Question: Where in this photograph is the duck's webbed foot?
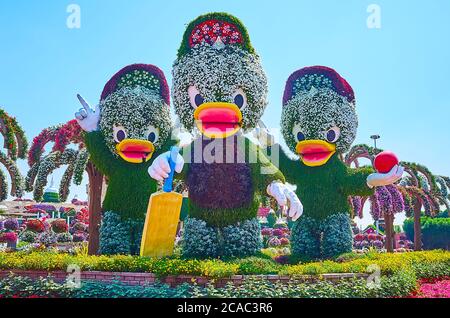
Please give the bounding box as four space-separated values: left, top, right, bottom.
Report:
181 218 219 258
99 211 144 255
291 216 321 259
320 213 353 259
221 218 262 257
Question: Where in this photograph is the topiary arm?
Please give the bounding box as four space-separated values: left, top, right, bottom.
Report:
246 138 285 194
83 131 115 176
266 143 298 182
342 166 375 197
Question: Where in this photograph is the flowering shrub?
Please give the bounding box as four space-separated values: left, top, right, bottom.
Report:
38 232 57 246
267 237 281 247
26 219 45 233
25 204 56 212
274 255 290 264
70 222 87 234
19 231 38 243
0 232 18 243
272 229 284 238
56 232 72 243
51 219 68 234
3 218 19 231
353 232 387 251
75 208 89 224
280 237 290 246
262 225 291 250
72 232 86 242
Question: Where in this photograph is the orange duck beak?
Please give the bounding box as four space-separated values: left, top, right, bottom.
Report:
194 102 242 138
296 140 336 167
115 139 155 164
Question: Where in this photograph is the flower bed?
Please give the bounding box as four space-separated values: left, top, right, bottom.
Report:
0 250 448 298
0 250 448 279
408 277 450 298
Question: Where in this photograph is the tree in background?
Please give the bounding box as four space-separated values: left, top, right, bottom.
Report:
25 119 103 254
345 144 450 252
0 108 27 201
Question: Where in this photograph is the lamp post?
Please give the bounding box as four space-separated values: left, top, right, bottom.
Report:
370 134 380 151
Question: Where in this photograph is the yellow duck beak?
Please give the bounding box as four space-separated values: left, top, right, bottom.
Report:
194 102 242 138
115 139 155 164
296 139 336 167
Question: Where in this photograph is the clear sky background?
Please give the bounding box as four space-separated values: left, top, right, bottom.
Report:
1 0 449 228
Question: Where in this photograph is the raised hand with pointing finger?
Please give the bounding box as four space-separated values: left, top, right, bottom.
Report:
75 94 100 132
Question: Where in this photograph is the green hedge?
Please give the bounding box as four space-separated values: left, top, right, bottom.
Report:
0 250 449 279
0 270 418 298
404 217 450 250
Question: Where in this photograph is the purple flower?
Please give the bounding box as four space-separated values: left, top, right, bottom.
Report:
72 232 86 242
376 186 393 213
268 237 281 247
386 185 404 213
31 204 57 212
351 196 363 218
373 240 383 248
370 194 381 220
3 218 19 231
272 229 284 238
261 228 272 236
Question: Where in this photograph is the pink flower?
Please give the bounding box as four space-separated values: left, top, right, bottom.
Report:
409 278 450 298
272 229 284 238
280 237 290 246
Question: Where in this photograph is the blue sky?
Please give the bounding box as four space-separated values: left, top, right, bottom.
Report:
1 0 449 226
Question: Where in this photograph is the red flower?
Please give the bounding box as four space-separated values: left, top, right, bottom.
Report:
189 19 243 47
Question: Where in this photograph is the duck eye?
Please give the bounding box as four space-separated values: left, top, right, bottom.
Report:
146 126 159 143
296 132 306 142
113 126 127 143
148 132 156 142
232 89 247 109
194 94 204 107
293 125 305 142
326 126 340 143
188 86 204 108
234 94 244 108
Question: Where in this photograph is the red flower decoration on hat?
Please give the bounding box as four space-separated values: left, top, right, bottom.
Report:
188 19 243 47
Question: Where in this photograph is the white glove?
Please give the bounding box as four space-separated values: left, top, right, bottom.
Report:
148 151 185 181
75 94 100 132
267 181 303 221
367 164 404 188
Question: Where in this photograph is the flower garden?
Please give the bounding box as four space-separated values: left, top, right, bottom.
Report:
0 11 450 300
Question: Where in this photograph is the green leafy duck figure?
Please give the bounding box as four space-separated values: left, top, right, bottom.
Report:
274 66 404 259
75 64 174 255
148 13 302 258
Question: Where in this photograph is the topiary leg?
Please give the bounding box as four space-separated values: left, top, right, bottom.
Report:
290 215 321 259
128 219 144 255
221 218 262 257
181 218 219 258
321 213 353 259
99 211 131 255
